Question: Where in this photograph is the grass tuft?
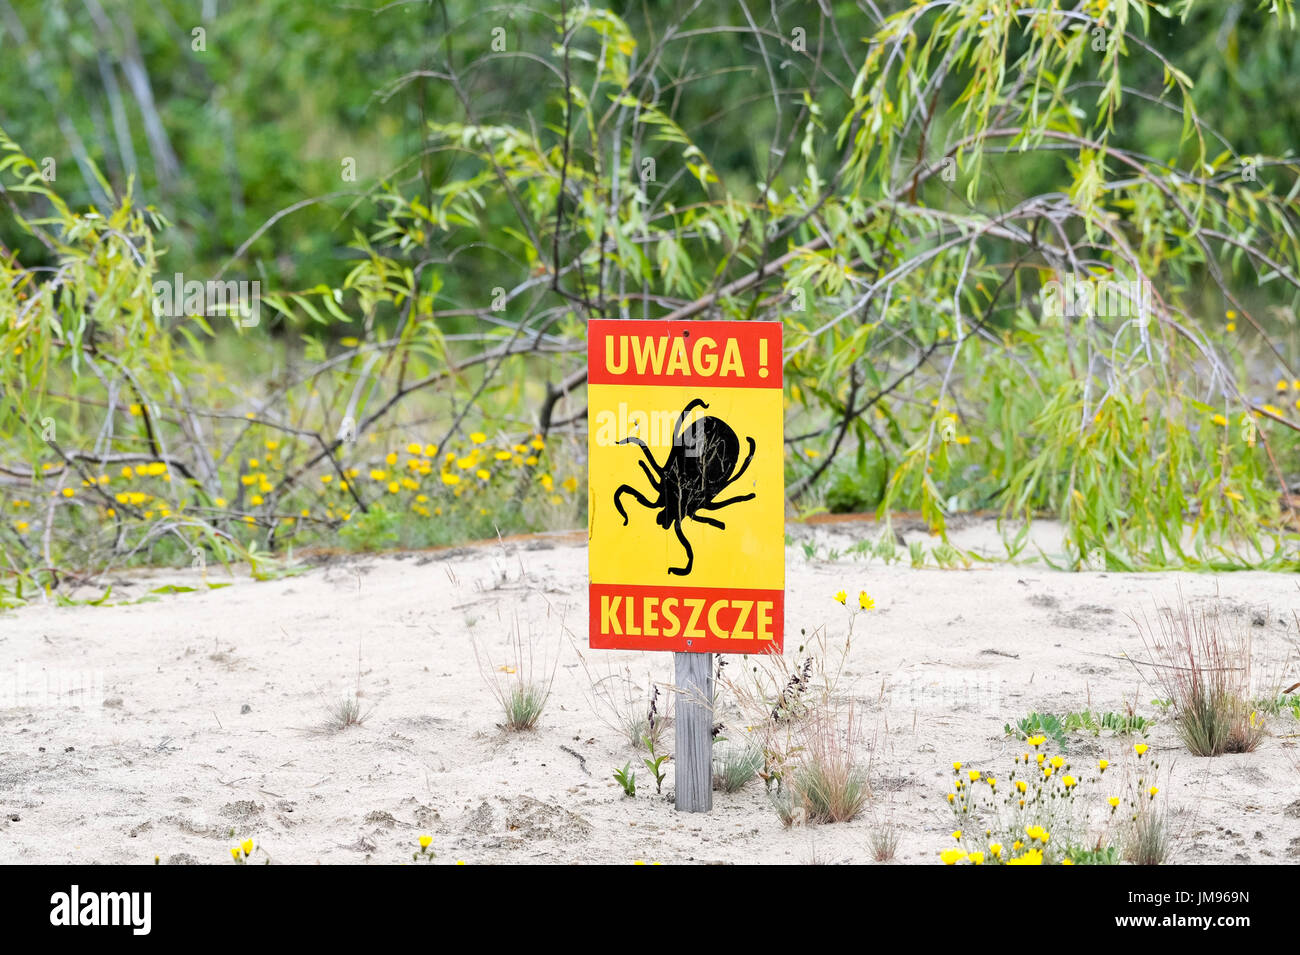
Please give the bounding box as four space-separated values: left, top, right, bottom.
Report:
1132 594 1263 757
1124 803 1171 865
789 706 870 824
868 822 900 862
322 693 369 731
712 741 763 793
474 616 557 732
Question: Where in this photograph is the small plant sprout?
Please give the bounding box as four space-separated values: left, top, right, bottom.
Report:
614 763 636 798
413 834 436 863
641 735 669 794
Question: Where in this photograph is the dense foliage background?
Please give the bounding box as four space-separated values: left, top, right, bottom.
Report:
2 0 1300 602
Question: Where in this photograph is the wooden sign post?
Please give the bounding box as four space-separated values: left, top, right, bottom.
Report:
587 319 784 812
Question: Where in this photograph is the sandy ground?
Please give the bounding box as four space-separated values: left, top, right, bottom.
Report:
1 517 1297 865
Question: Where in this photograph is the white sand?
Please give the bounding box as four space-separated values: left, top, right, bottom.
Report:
1 518 1296 864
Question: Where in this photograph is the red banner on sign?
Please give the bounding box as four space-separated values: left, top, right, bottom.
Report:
588 319 782 390
589 582 784 654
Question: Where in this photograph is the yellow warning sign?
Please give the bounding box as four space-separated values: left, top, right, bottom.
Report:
588 319 784 653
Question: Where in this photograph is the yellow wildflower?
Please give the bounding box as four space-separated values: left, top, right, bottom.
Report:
1007 849 1044 866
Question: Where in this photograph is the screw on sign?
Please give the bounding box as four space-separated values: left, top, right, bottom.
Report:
587 319 784 811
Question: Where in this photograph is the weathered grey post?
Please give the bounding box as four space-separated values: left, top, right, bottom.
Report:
674 651 713 812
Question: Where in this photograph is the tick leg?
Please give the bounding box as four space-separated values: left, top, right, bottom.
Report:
668 518 694 576
672 398 710 446
698 492 755 511
637 460 661 490
613 484 658 526
692 514 725 530
617 435 663 475
722 436 757 488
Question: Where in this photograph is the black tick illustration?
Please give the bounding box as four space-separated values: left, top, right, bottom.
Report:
613 398 756 576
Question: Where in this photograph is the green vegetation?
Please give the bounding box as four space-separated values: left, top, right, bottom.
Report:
3 1 1300 602
613 763 636 798
1006 709 1155 751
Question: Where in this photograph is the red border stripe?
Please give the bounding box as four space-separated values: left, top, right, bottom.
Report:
588 319 782 389
589 582 784 654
